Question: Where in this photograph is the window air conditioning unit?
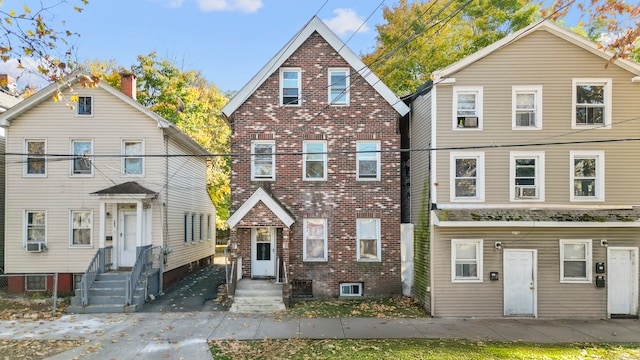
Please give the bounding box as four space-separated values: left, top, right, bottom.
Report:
26 242 46 253
516 186 537 199
457 116 478 128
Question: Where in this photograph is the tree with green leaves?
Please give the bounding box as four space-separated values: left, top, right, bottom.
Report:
362 0 538 96
0 1 87 83
89 53 231 229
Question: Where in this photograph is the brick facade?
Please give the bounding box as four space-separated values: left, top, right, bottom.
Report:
227 31 403 298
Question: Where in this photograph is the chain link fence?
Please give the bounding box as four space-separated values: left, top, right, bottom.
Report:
0 273 60 316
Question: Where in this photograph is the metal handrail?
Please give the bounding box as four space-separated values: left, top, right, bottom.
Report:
80 249 102 306
127 246 161 305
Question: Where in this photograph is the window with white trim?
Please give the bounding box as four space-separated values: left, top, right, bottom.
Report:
70 210 92 247
25 139 46 176
184 213 190 244
510 151 544 201
71 140 93 176
451 239 483 282
77 96 93 116
122 140 144 176
199 214 204 241
356 141 380 181
453 86 483 129
191 213 196 243
560 239 592 283
303 140 327 181
356 218 381 261
328 68 349 105
303 218 327 261
280 68 301 106
512 86 542 129
207 214 212 240
251 140 275 180
570 151 604 201
340 283 363 297
572 78 611 129
25 210 46 246
450 152 484 201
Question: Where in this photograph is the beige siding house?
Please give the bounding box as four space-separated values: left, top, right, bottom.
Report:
0 71 215 309
406 20 640 318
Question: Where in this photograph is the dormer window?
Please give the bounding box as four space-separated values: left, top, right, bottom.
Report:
280 68 301 106
77 96 92 116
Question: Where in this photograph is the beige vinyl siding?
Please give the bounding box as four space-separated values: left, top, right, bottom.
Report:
164 137 216 272
0 136 4 270
4 86 165 273
433 29 640 206
432 226 639 318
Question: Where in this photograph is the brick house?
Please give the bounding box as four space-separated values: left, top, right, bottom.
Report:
221 16 409 299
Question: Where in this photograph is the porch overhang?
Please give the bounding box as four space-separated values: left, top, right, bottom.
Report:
433 208 640 228
227 187 295 228
90 181 158 201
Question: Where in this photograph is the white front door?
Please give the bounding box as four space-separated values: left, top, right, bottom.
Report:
504 249 537 317
608 247 639 317
118 210 137 267
251 227 276 277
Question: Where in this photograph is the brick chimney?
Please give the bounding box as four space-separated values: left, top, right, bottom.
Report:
120 72 137 100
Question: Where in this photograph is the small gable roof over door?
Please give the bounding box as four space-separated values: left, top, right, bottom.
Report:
227 187 295 228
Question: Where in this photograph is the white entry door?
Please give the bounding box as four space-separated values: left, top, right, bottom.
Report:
251 227 276 277
118 210 138 267
504 249 537 317
608 247 639 317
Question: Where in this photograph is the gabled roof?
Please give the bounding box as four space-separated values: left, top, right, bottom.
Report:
227 187 295 228
433 19 640 82
0 69 210 156
221 16 410 118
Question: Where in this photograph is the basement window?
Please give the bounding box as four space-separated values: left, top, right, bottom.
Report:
25 275 47 291
340 282 363 297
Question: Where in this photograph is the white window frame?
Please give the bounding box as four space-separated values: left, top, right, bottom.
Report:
199 214 204 241
510 151 545 202
356 140 381 181
191 213 196 243
356 218 381 262
340 283 363 297
76 96 93 116
559 239 592 283
184 213 190 244
572 78 612 129
512 85 542 130
450 152 485 202
24 139 47 177
452 86 483 130
280 68 301 106
303 218 328 262
303 140 327 181
207 214 212 240
71 139 94 176
328 68 349 106
451 239 483 283
24 210 47 247
69 210 92 247
251 140 276 181
570 151 605 202
121 139 144 177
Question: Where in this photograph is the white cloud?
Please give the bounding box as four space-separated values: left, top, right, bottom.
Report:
165 0 185 8
323 8 369 36
197 0 262 13
0 58 49 90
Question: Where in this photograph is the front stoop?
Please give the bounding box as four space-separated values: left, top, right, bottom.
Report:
66 271 146 314
229 279 285 314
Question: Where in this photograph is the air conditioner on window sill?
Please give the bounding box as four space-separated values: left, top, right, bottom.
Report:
516 186 537 199
457 116 478 128
26 242 46 253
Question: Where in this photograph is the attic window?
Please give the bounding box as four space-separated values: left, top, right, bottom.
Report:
77 96 92 116
280 68 301 106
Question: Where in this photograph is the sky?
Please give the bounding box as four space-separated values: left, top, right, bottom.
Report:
1 0 390 93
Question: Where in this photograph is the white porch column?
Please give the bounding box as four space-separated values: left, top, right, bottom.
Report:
136 200 143 247
99 201 106 248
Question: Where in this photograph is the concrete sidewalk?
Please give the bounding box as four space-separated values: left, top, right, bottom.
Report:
0 312 638 360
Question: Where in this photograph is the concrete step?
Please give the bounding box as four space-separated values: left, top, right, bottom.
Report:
66 304 138 314
230 280 285 314
229 302 285 313
235 288 282 297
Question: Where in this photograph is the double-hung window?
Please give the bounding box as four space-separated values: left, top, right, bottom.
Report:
122 140 144 176
453 86 483 129
356 141 380 181
251 140 275 180
572 78 611 129
570 151 604 201
451 239 483 282
303 218 327 261
510 151 545 201
560 239 592 283
280 68 301 106
303 140 327 181
25 139 46 176
77 96 93 116
450 152 484 202
25 210 46 246
70 210 92 247
356 218 381 261
184 213 190 244
71 140 93 176
328 68 349 105
513 86 542 129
